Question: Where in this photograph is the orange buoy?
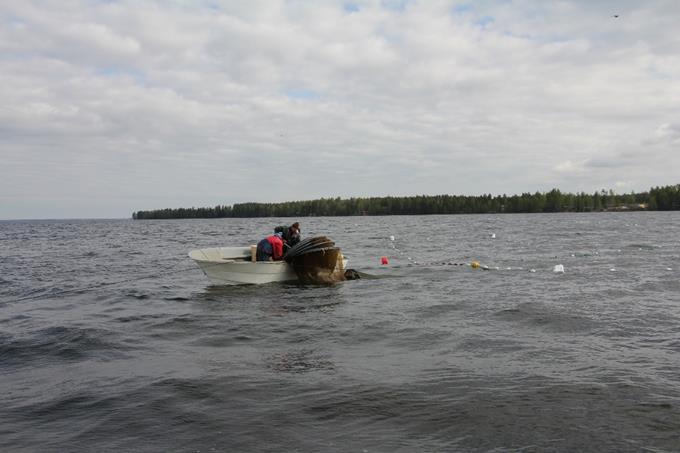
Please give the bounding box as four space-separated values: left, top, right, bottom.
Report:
381 256 389 265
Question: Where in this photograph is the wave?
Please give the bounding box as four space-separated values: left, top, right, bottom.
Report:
0 326 133 368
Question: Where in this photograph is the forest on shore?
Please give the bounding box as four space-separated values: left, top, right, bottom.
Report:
132 184 680 219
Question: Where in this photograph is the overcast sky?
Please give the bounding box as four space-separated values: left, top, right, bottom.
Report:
1 0 679 219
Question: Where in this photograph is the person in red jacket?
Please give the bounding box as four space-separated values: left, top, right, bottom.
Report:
256 232 284 261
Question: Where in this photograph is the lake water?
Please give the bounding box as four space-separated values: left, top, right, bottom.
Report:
1 213 679 452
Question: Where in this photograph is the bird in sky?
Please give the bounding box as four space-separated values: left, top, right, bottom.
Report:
612 14 619 18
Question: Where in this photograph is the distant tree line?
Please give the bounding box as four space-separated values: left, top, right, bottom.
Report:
132 184 680 219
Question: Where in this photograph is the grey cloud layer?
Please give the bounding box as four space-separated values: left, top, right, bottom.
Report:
1 0 679 218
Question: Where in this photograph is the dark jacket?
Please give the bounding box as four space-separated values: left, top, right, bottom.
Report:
284 226 301 247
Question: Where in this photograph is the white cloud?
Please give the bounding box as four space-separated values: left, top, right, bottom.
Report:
1 0 679 218
650 123 680 144
555 160 584 173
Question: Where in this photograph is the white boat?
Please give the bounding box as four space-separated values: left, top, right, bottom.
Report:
190 237 350 286
188 246 298 285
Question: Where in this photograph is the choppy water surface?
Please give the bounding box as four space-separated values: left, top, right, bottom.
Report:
1 213 679 452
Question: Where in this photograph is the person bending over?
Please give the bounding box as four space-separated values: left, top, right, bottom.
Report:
256 232 284 261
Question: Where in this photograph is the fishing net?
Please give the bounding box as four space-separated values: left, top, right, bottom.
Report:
284 236 346 283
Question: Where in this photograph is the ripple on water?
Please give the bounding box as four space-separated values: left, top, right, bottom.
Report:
2 214 680 452
494 303 600 334
0 325 133 368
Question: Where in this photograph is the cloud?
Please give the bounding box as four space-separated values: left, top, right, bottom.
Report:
555 160 585 173
1 0 679 218
650 122 680 144
584 158 627 169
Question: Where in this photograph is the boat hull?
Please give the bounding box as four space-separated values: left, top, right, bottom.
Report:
194 259 298 285
189 245 348 286
189 247 297 285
